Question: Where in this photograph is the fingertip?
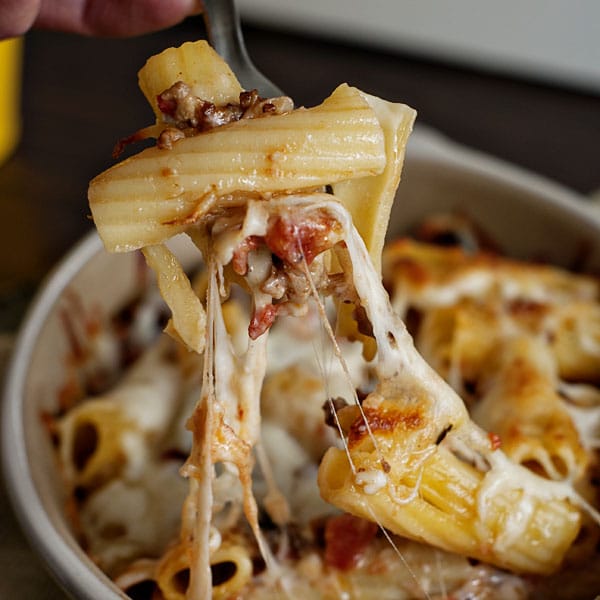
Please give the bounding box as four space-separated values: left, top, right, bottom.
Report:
125 0 203 33
99 0 203 36
0 0 41 39
36 0 203 38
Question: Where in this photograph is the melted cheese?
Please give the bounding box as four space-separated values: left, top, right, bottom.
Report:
479 453 580 549
80 460 188 575
79 192 599 594
560 382 600 450
355 469 388 495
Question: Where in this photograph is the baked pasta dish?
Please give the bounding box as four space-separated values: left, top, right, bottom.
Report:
46 41 600 599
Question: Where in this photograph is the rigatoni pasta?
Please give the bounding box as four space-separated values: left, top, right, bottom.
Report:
473 335 589 481
142 244 206 353
138 41 243 119
57 337 182 490
89 83 388 253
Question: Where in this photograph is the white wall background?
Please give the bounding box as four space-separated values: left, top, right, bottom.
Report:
238 0 600 94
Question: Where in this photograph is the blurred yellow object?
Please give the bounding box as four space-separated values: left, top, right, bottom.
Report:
0 37 23 164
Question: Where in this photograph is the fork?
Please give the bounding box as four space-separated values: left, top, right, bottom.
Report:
201 0 284 98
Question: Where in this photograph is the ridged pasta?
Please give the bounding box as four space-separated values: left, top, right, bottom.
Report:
154 540 253 600
142 243 206 354
473 336 589 481
57 338 181 490
138 41 243 119
317 216 585 576
416 299 498 393
318 404 581 574
89 83 386 253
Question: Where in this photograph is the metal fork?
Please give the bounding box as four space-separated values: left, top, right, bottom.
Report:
201 0 284 98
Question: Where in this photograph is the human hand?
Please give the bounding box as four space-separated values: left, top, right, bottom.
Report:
1 0 201 39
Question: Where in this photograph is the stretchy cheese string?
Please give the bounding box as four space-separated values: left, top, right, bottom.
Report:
184 259 217 600
435 550 447 600
289 201 389 467
299 257 362 477
296 208 433 600
254 440 291 526
188 235 302 598
213 261 283 586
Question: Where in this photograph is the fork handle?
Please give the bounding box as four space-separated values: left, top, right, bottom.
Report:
200 0 285 97
201 0 251 70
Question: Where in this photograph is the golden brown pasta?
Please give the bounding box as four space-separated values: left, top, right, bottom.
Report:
57 338 181 490
89 83 387 253
383 238 600 315
138 41 243 120
142 244 206 354
473 336 589 481
550 301 600 382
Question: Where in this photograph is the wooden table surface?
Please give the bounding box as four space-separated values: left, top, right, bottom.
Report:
0 14 599 598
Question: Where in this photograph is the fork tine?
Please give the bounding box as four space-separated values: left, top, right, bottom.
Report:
201 0 285 98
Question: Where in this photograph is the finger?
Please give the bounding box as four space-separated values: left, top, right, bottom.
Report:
35 0 202 37
0 0 41 38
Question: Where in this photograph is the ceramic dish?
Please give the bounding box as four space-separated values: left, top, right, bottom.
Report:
3 126 600 599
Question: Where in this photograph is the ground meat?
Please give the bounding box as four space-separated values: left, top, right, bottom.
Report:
284 265 313 304
238 89 293 119
115 82 294 159
249 304 279 340
216 204 341 340
154 82 294 149
156 127 186 150
264 211 342 266
231 235 261 276
324 513 378 570
155 80 243 142
246 257 328 340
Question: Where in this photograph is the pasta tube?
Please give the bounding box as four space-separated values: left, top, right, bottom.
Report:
57 338 181 489
155 542 190 600
473 336 589 481
333 92 415 353
416 299 498 393
318 217 582 576
142 243 206 354
333 92 415 275
138 41 243 119
89 83 386 253
318 389 581 574
155 540 253 600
